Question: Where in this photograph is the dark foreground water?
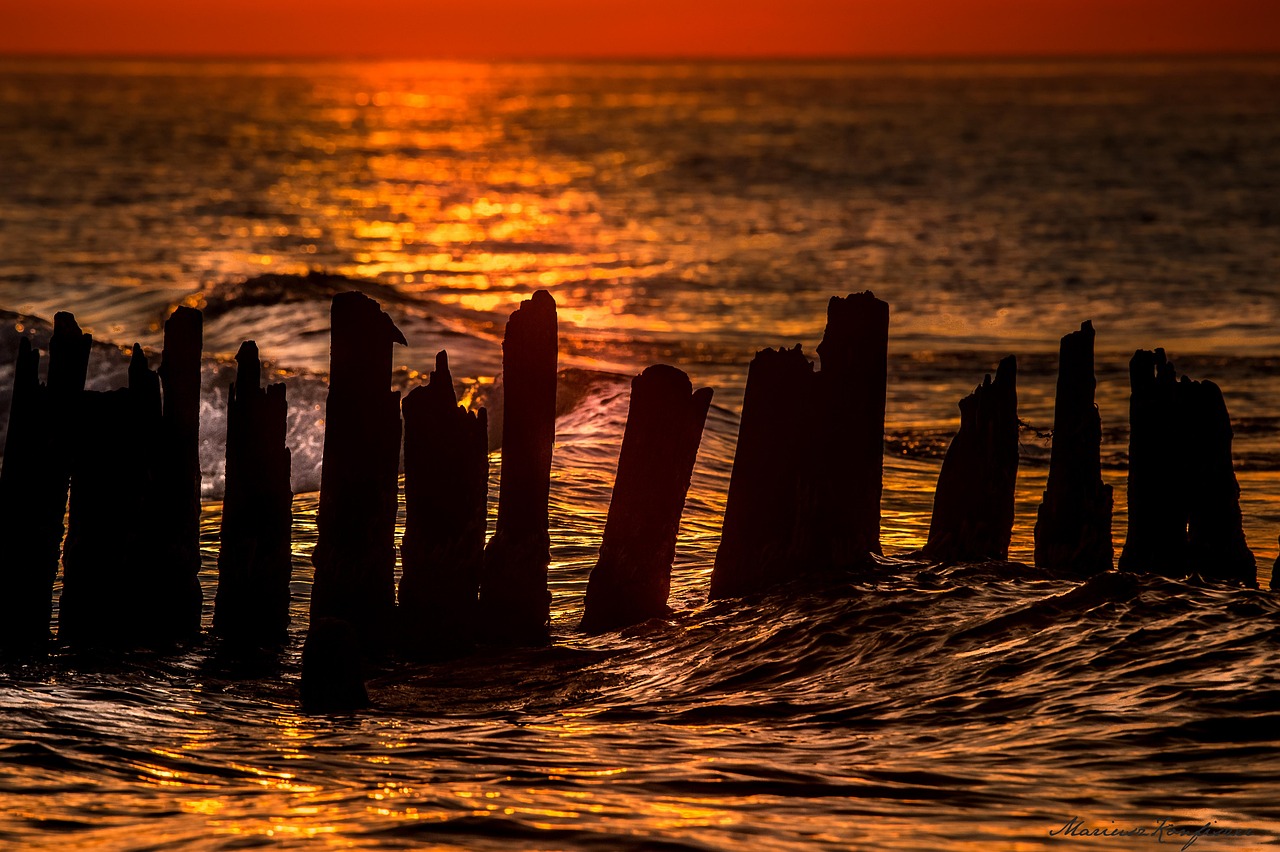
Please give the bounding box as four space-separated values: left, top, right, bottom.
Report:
0 58 1278 849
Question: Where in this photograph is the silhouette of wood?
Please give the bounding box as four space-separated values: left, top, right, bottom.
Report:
479 290 558 644
1034 321 1113 575
60 345 165 647
398 350 489 657
0 314 92 652
156 306 204 641
814 291 889 566
923 355 1019 563
581 365 712 633
710 345 818 599
1182 377 1255 585
301 617 369 713
310 292 406 649
1118 349 1187 577
214 341 294 646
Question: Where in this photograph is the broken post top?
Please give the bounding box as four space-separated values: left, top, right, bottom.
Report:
128 343 156 390
1061 320 1095 362
752 343 815 376
959 355 1016 421
49 312 92 394
329 291 406 394
637 363 695 397
235 340 262 393
504 290 558 357
161 306 203 358
816 291 890 366
1131 347 1178 391
403 350 463 418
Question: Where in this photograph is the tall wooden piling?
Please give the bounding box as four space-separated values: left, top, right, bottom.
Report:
0 314 92 652
581 365 712 633
1182 377 1255 585
814 291 889 566
1118 349 1187 577
60 345 164 647
214 341 294 646
310 292 406 649
479 290 558 644
156 306 204 641
710 345 818 599
1033 321 1113 575
923 355 1019 563
399 350 489 656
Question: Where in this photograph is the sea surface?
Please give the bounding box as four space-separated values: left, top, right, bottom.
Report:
0 57 1278 850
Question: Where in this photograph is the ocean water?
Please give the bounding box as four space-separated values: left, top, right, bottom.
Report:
1 57 1279 849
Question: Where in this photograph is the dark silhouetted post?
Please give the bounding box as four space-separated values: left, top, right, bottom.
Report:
710 345 818 599
0 314 92 652
923 355 1019 563
1034 321 1113 575
214 341 294 646
398 350 489 656
479 291 558 644
1182 377 1255 585
156 306 204 641
60 345 164 647
814 291 889 566
1118 349 1187 576
582 365 712 633
301 617 369 713
310 293 406 649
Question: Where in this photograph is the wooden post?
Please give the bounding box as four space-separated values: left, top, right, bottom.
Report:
814 291 889 566
923 355 1019 563
581 365 712 633
1118 349 1187 576
310 292 406 649
0 314 92 652
214 341 294 646
709 345 818 599
60 345 164 647
156 306 204 641
398 350 489 656
1183 377 1255 585
1034 321 1113 575
479 290 558 644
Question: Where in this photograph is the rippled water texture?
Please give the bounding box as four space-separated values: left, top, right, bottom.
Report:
0 58 1279 849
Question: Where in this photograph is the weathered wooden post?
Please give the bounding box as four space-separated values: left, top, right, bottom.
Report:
310 292 406 649
1182 377 1255 585
813 291 889 567
156 306 204 641
214 341 294 646
60 345 164 647
1034 321 1113 575
1118 349 1187 577
922 355 1019 563
581 365 712 633
709 345 818 599
398 350 489 656
0 313 92 652
478 290 558 644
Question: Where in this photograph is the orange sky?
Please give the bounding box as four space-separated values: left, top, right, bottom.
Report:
5 0 1280 59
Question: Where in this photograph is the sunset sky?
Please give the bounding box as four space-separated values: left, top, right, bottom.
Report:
4 0 1280 59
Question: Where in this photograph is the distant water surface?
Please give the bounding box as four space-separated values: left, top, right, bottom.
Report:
0 57 1278 850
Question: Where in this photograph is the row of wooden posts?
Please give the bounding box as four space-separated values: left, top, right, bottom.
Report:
0 290 1267 669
